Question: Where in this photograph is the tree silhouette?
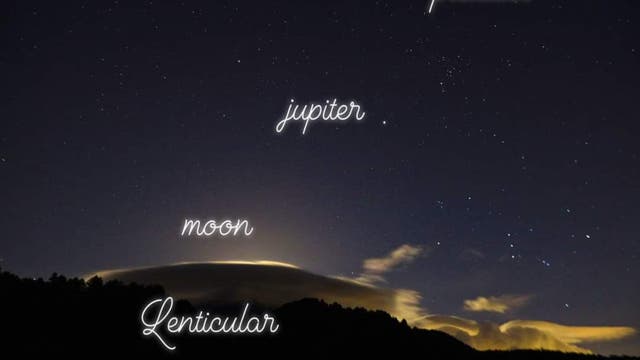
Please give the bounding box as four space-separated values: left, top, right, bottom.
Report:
0 268 635 358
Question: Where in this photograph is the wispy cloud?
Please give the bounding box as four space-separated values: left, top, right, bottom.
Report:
459 248 485 261
363 244 423 273
352 244 424 285
464 294 531 313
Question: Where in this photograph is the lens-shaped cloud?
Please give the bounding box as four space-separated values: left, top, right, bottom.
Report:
500 320 637 345
90 261 397 312
414 315 635 354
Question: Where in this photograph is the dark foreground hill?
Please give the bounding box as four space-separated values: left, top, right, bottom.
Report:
0 269 636 359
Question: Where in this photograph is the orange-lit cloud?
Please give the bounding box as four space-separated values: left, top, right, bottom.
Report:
341 246 635 353
363 244 423 273
413 315 635 354
463 294 531 313
349 244 424 285
500 320 637 346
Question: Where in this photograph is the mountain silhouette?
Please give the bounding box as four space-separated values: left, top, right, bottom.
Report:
0 268 636 358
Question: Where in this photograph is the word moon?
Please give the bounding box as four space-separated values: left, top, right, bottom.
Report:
181 219 254 237
141 297 279 350
276 98 366 134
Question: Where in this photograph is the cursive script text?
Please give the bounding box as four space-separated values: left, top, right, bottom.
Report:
141 297 279 350
275 98 366 134
181 218 254 237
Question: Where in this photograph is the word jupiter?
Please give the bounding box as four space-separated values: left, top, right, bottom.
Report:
275 98 366 134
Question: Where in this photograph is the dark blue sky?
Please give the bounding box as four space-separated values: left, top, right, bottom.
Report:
1 0 639 354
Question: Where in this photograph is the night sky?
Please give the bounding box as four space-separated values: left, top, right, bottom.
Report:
1 0 639 355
